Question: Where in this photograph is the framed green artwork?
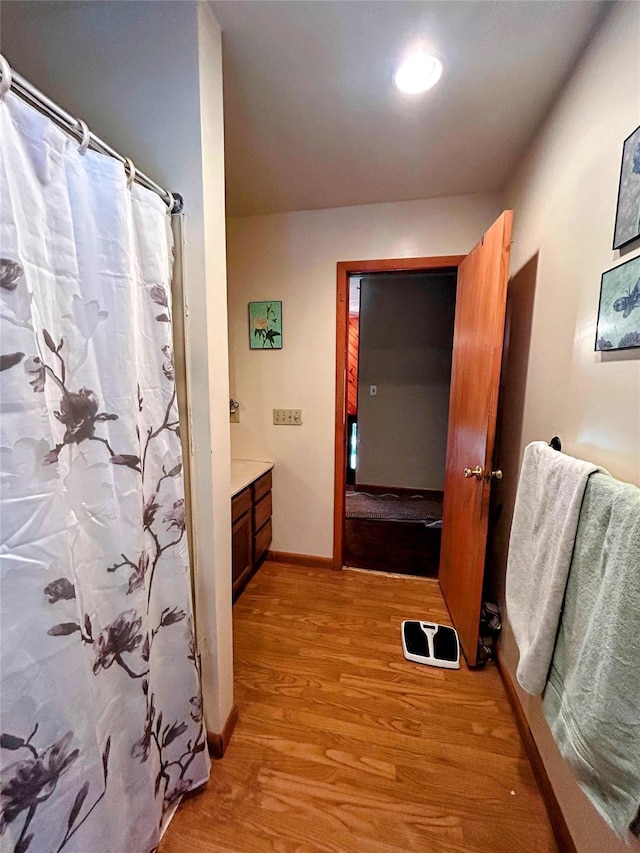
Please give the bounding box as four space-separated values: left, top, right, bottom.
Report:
613 124 640 250
248 301 283 349
595 255 640 351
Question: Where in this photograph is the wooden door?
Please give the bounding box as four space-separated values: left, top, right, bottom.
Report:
439 211 513 666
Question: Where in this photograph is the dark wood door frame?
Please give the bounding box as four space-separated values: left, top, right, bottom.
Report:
333 256 465 569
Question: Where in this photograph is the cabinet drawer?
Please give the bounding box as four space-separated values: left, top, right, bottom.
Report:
231 486 252 523
253 470 272 502
253 518 272 565
253 491 272 532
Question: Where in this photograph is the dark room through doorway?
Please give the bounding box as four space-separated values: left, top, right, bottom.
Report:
343 269 457 576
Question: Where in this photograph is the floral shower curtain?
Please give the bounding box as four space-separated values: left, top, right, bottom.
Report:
0 93 209 852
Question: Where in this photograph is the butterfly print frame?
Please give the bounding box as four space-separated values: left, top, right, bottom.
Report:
595 254 640 351
613 124 640 250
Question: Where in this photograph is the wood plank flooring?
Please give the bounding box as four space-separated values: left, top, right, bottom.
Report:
159 562 558 853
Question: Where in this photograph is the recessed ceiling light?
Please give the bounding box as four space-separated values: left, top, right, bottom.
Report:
394 52 443 94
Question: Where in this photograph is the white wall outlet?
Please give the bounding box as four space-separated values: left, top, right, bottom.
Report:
273 409 302 425
369 385 377 396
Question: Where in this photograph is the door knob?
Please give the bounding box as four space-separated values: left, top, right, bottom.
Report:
486 469 503 481
463 465 484 480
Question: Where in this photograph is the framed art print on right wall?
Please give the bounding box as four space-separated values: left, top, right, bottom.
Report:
595 254 640 351
613 124 640 250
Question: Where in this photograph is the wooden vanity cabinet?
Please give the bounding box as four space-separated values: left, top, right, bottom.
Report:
232 469 273 599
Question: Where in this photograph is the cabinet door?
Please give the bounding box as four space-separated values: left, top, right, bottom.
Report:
232 511 252 588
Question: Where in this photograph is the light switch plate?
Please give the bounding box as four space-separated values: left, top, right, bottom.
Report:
273 409 302 425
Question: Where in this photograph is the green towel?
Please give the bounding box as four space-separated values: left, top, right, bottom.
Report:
543 472 640 839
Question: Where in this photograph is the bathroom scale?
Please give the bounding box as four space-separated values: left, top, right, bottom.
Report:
401 620 460 669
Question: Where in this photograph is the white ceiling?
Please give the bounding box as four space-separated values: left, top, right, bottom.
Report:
210 0 610 218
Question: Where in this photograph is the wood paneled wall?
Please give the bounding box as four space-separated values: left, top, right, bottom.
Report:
347 315 359 416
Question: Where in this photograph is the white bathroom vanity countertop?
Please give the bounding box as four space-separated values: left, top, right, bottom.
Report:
230 459 274 497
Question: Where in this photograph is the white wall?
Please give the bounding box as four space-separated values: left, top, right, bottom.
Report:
192 2 233 736
356 273 455 490
492 4 640 851
227 192 503 557
506 11 640 483
0 0 234 734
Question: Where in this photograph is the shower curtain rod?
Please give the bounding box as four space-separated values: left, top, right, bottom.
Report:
0 55 183 214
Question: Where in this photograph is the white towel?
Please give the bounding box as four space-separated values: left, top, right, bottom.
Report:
505 441 607 695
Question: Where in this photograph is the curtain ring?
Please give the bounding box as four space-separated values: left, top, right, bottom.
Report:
77 119 90 155
0 54 12 99
125 157 136 189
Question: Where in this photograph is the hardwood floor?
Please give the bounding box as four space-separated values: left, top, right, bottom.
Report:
160 562 558 853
